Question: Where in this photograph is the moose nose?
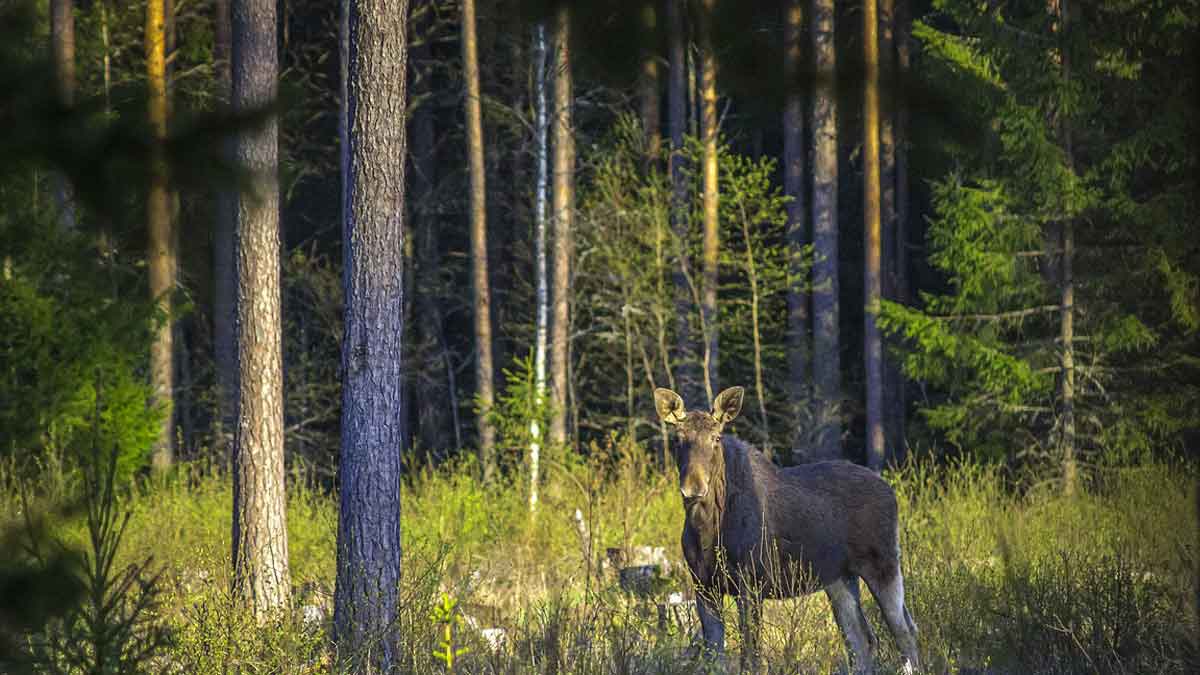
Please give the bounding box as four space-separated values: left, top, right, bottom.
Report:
680 476 708 500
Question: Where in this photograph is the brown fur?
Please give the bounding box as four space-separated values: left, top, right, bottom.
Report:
655 387 919 673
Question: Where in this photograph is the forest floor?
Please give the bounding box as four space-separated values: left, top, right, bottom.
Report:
2 441 1196 674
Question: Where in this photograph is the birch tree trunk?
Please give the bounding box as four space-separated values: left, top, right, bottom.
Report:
462 0 496 475
146 0 175 472
1056 0 1077 495
863 0 885 472
50 0 75 231
549 3 575 450
811 0 842 460
334 0 408 664
530 21 549 513
783 0 808 459
230 0 290 619
698 0 719 405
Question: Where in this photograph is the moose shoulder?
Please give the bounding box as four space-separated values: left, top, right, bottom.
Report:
655 386 919 674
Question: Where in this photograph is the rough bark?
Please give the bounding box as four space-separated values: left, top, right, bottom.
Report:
698 0 719 405
667 0 699 406
810 0 841 460
863 0 885 472
50 0 76 230
334 0 408 664
410 0 446 456
230 0 290 619
783 0 808 458
146 0 175 472
548 3 575 450
462 0 496 475
530 21 549 513
213 0 237 461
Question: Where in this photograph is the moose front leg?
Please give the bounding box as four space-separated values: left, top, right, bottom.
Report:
695 588 726 654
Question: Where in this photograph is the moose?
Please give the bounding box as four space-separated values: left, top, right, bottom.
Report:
654 386 919 673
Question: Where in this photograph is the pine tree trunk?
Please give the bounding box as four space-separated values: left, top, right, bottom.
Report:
146 0 175 472
334 0 408 664
50 0 75 231
879 0 904 464
640 5 661 164
863 0 885 472
698 0 719 405
530 21 550 513
548 4 574 450
783 0 808 459
410 0 446 456
811 0 841 460
667 0 699 406
462 0 496 474
230 0 290 619
894 0 911 462
213 0 237 464
1056 0 1077 496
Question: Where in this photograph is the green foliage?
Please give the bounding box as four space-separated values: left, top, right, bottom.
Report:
881 0 1200 468
430 593 470 670
3 448 1194 673
484 353 554 470
0 222 161 483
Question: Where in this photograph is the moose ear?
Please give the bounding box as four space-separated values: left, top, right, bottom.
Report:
654 388 687 425
712 386 745 425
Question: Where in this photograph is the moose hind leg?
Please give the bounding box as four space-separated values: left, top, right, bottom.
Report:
826 577 875 674
864 567 920 672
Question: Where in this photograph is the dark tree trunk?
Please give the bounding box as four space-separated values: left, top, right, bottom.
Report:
892 0 912 465
50 0 76 230
213 0 237 464
667 0 699 406
230 0 290 618
783 0 808 459
548 3 575 449
811 0 841 460
640 5 661 164
409 0 446 456
879 0 904 465
334 0 408 665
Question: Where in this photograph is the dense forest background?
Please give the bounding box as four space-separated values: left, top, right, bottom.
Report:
0 0 1197 672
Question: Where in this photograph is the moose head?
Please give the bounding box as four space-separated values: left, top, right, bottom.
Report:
654 386 744 501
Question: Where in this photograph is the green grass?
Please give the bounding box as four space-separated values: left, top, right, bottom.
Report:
2 446 1196 674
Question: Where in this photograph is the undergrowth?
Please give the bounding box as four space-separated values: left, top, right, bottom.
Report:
1 443 1195 674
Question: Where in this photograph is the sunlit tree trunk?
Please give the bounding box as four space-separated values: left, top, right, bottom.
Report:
863 0 885 472
334 0 408 665
50 0 75 230
667 0 699 406
549 3 575 450
783 0 807 459
1054 0 1077 495
146 0 175 472
811 0 841 460
462 0 496 475
230 0 290 619
213 0 237 462
530 21 549 513
698 0 719 405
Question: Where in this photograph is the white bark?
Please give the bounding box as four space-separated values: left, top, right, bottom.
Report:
530 22 549 514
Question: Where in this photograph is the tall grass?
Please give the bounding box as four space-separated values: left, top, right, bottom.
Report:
2 444 1195 673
